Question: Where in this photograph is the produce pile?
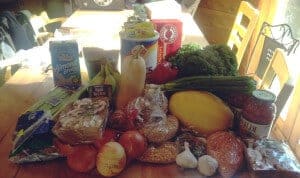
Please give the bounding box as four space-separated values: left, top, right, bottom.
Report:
9 44 300 178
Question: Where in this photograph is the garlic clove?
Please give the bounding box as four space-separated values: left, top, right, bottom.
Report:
197 155 218 176
176 142 198 168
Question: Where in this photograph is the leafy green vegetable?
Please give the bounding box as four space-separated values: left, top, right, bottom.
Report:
168 44 238 77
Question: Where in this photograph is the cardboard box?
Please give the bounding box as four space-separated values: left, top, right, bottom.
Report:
152 19 182 63
145 0 182 19
50 40 81 90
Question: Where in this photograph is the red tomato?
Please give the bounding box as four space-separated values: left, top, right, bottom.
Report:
93 129 118 149
67 145 97 173
53 138 74 156
119 130 147 160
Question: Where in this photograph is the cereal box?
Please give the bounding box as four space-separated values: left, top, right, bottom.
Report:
49 40 81 90
151 19 182 63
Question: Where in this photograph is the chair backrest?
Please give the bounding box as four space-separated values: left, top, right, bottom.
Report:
227 1 259 68
29 11 66 45
181 0 201 17
259 48 294 118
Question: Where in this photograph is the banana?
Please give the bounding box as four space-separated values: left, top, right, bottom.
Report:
107 62 121 84
90 65 105 85
104 63 117 93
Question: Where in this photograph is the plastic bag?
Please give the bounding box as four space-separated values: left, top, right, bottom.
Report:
245 138 300 173
9 110 61 163
52 97 109 145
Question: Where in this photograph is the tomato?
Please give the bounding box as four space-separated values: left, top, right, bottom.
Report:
119 130 147 160
93 129 118 149
53 138 74 156
67 145 97 173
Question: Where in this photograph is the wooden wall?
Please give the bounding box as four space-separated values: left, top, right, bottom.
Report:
194 0 259 44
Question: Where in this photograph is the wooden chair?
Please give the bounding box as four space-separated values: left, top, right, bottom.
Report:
227 1 259 69
259 48 294 118
29 11 66 45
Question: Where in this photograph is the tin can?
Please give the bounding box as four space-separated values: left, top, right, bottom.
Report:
50 40 81 90
120 31 159 73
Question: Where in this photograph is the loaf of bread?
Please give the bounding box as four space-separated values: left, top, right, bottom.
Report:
207 131 244 178
52 98 108 145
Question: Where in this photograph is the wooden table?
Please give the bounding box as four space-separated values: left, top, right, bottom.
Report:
57 9 209 50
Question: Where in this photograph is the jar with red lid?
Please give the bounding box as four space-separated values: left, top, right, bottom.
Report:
238 89 277 139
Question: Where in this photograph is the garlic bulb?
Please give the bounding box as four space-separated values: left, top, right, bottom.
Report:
176 142 197 168
197 155 218 176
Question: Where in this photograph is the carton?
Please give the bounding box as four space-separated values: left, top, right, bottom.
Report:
151 19 182 63
49 40 81 90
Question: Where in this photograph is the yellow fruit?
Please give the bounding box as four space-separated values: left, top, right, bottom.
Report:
169 90 233 136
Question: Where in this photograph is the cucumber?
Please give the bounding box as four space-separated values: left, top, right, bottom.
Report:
161 76 256 94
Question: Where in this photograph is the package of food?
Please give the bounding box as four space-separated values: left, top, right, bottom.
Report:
9 110 60 163
52 97 109 145
49 40 81 90
26 87 74 118
9 87 86 163
245 138 300 176
151 19 182 63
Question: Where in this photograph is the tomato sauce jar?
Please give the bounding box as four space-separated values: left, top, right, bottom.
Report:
226 92 251 131
239 90 277 139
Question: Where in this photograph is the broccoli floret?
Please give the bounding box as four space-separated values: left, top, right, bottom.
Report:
169 44 238 77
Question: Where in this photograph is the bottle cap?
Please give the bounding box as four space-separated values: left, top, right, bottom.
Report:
252 89 276 102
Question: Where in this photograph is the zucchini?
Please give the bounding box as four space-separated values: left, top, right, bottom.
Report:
161 76 256 94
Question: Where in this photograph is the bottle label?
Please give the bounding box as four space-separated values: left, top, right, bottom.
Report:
239 116 272 139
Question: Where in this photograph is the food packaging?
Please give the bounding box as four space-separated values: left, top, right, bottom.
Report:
9 87 82 163
245 138 300 176
49 40 82 90
9 110 60 163
151 19 182 63
120 31 159 74
52 97 109 145
144 0 182 19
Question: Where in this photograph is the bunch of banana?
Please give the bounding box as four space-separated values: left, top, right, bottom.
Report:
89 62 120 94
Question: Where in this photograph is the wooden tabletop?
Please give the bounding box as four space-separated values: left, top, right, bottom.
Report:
58 9 209 49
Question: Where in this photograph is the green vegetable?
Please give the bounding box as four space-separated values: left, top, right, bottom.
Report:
161 75 256 94
168 44 238 77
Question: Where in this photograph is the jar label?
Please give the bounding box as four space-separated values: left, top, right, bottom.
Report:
239 116 272 138
230 106 242 130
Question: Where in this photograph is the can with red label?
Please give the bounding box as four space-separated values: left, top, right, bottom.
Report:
151 19 182 63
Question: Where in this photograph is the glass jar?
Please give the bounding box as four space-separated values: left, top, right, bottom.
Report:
226 92 251 131
239 90 277 139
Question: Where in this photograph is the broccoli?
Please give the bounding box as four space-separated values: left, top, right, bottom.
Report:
168 44 238 77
